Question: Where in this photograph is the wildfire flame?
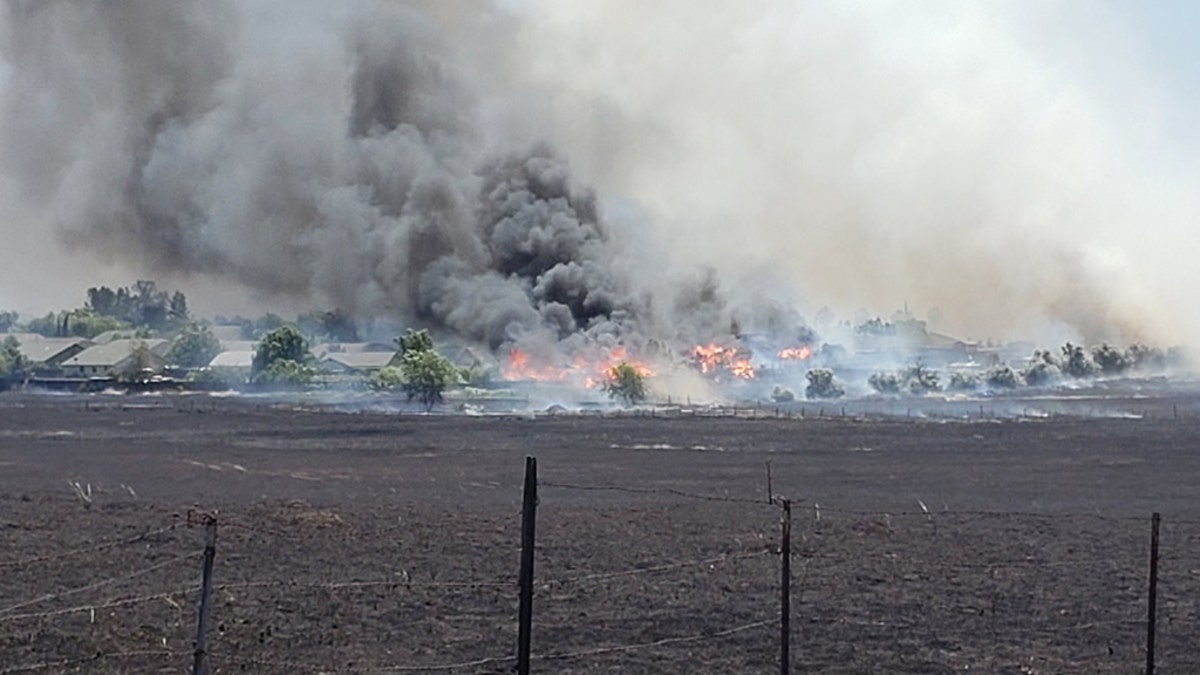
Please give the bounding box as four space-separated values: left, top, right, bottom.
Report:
503 346 654 388
691 343 756 380
778 345 813 361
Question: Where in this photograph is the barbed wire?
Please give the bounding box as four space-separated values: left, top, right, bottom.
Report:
209 651 515 673
540 479 1158 523
0 585 196 624
535 618 775 661
0 649 186 674
214 576 513 593
791 551 1141 572
0 522 180 569
828 616 1144 635
544 549 774 588
0 552 198 616
539 480 771 506
207 619 775 672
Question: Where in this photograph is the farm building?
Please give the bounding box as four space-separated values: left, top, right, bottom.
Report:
60 339 169 378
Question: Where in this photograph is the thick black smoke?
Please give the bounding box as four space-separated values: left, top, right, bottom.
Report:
0 1 683 352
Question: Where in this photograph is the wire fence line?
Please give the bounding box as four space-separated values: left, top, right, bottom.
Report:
0 552 199 617
0 649 188 675
0 521 180 569
7 463 1200 673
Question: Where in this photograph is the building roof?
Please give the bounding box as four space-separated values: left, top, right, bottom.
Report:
311 342 395 359
62 339 168 368
16 337 92 365
208 351 255 368
218 340 258 353
321 351 397 371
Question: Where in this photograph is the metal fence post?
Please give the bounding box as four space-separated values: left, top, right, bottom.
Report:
192 515 218 675
517 457 538 675
1146 512 1160 675
781 498 792 675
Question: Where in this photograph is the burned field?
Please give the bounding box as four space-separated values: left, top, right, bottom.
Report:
3 394 1200 673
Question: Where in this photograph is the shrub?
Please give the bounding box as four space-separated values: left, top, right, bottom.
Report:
805 369 844 399
603 362 648 406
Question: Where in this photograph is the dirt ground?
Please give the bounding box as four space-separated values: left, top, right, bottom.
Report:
2 392 1200 673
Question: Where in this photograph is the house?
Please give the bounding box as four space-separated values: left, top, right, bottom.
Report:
311 342 395 360
7 334 92 371
204 350 255 384
60 339 168 378
319 351 398 374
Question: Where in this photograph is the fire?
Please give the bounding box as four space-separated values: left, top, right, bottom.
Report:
778 345 813 361
500 348 570 382
503 346 654 388
691 343 756 380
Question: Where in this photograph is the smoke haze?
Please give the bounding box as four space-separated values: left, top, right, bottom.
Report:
1 0 1198 352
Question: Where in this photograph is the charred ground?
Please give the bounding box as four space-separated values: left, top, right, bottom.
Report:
2 393 1200 673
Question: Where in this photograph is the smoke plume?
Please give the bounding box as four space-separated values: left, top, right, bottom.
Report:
1 1 1198 353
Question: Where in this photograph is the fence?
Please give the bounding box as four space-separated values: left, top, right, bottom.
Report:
2 461 1199 674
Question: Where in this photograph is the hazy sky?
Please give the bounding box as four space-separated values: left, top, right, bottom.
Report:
0 1 1198 349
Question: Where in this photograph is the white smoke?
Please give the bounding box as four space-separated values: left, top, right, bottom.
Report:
1 0 1198 353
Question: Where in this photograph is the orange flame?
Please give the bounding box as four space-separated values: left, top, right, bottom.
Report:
691 343 756 380
501 348 570 382
503 346 654 388
778 345 813 361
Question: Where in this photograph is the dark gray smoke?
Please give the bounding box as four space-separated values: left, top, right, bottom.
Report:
0 0 676 352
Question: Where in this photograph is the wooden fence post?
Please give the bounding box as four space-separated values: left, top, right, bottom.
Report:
1146 512 1160 675
780 498 792 675
192 515 218 675
517 456 538 675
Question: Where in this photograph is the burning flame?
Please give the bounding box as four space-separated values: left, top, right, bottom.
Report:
691 343 756 380
503 346 654 388
778 345 813 361
501 347 570 382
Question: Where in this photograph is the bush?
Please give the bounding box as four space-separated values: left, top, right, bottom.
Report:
1022 350 1061 387
603 362 648 406
868 372 902 395
252 325 311 379
1091 343 1129 375
901 362 940 395
947 372 980 392
1060 342 1096 378
771 386 796 403
369 366 406 390
985 365 1020 389
254 359 315 387
869 363 940 396
400 349 461 410
805 369 844 399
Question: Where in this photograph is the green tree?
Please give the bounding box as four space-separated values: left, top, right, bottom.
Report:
602 362 647 405
252 325 311 383
369 366 406 390
396 328 435 356
255 359 316 387
985 365 1020 389
805 368 845 399
1060 342 1096 378
0 310 17 332
1091 343 1130 375
166 322 222 368
400 349 460 410
0 336 29 380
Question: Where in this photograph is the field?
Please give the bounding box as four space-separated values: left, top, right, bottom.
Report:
3 392 1200 673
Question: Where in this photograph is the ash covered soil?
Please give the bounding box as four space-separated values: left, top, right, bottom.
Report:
3 393 1200 673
